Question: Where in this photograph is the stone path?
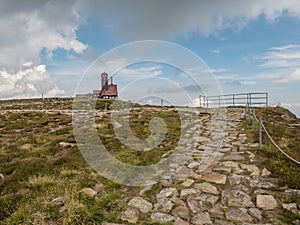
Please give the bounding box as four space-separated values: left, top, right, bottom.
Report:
109 108 299 224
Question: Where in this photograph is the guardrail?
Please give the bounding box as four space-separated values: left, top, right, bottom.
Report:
246 105 300 165
199 92 268 108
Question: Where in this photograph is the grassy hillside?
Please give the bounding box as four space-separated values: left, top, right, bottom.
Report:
0 99 181 224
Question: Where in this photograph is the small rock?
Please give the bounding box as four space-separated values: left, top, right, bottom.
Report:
157 187 178 199
128 197 153 213
224 154 245 161
191 212 212 225
250 176 275 189
202 172 227 184
51 197 65 206
160 179 173 187
154 198 173 213
240 164 260 176
225 208 253 222
59 142 76 148
248 207 262 221
256 195 278 210
121 207 139 223
172 206 190 220
195 182 219 195
246 151 256 159
102 223 126 225
209 203 225 219
0 174 4 179
150 212 174 223
261 168 271 177
228 174 250 186
188 161 200 169
94 183 105 194
285 189 300 195
180 188 199 199
80 188 97 198
199 193 219 207
174 217 189 225
139 185 152 195
213 166 232 173
222 190 254 207
282 203 298 214
181 179 195 187
220 161 239 168
187 197 203 213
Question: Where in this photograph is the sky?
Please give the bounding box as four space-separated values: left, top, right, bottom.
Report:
1 0 300 117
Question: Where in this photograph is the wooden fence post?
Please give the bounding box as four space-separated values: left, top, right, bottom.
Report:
259 116 262 149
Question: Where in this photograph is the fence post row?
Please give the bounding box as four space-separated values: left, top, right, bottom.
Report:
259 115 262 150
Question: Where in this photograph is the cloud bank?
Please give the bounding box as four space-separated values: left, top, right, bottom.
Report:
2 0 300 98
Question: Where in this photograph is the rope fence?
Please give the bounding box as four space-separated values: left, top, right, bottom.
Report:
246 105 300 165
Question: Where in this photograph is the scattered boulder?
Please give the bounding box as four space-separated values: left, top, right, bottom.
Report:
121 207 139 223
51 197 66 206
128 197 153 213
59 142 76 148
80 188 97 198
256 195 278 210
261 168 271 177
282 203 298 214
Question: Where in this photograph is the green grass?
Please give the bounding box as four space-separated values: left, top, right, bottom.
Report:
0 99 182 224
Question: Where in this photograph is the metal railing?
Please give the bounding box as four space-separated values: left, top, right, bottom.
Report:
199 92 268 108
246 105 300 165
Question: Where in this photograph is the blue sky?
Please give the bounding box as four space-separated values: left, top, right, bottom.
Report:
1 1 300 116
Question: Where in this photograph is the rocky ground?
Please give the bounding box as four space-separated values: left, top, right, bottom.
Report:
114 108 300 225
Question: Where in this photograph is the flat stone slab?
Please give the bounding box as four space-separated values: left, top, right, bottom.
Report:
256 195 278 210
157 188 178 199
225 208 253 223
150 212 174 223
222 190 254 207
224 154 245 161
202 172 227 184
128 197 153 213
191 212 212 225
195 182 219 195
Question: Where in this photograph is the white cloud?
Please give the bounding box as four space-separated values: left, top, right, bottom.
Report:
240 81 257 85
79 0 300 38
260 44 300 68
0 64 64 99
274 68 300 83
0 1 87 98
212 49 221 54
117 66 162 81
